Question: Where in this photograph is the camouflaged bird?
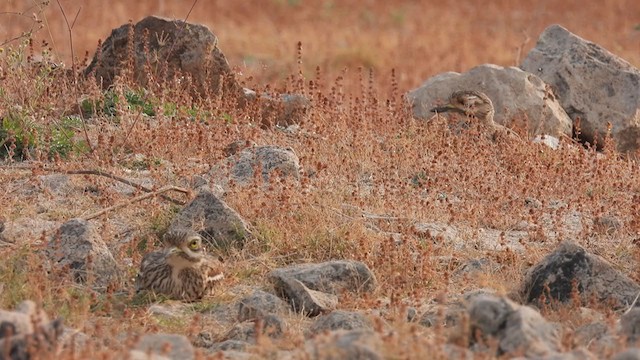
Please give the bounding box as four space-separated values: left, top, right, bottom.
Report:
135 230 224 301
431 90 520 140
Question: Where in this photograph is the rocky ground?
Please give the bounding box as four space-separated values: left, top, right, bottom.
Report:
0 4 640 360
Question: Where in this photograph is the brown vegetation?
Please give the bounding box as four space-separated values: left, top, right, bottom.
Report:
0 0 639 358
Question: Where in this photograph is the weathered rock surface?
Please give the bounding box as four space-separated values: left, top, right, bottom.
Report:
407 64 573 138
270 260 377 297
0 301 64 360
305 329 382 360
47 218 120 288
133 333 194 360
308 312 374 336
237 290 291 321
467 293 561 358
167 190 252 249
520 240 640 310
210 145 301 188
520 24 640 154
274 277 338 316
85 16 241 98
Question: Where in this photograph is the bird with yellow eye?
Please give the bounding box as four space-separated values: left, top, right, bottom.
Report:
135 229 224 301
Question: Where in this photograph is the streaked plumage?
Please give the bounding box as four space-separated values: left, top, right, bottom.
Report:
135 230 224 301
431 90 495 125
431 90 519 140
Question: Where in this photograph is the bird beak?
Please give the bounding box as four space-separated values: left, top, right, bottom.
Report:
430 104 464 114
168 247 182 255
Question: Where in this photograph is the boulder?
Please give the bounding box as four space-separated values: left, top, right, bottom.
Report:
167 190 252 249
85 16 242 99
467 293 561 358
210 145 301 188
520 24 640 155
520 240 640 310
47 218 120 289
407 64 573 138
237 290 291 321
269 260 377 296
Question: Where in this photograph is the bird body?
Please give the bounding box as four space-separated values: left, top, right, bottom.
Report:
430 90 519 140
135 230 224 301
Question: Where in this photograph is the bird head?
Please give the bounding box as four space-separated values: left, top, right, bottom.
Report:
430 90 495 124
165 230 204 262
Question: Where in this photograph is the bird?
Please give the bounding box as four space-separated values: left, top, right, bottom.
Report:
135 230 224 301
430 90 520 140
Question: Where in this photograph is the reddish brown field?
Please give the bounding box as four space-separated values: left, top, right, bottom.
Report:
0 1 639 359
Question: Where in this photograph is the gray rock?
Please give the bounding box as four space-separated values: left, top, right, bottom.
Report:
85 16 241 99
207 339 249 352
168 190 252 249
47 218 120 289
237 290 290 321
211 145 301 188
1 217 58 245
306 329 382 360
308 311 373 336
499 306 561 357
419 302 466 328
520 24 640 155
520 240 640 310
134 333 194 360
467 293 561 358
621 308 640 343
613 349 640 360
407 64 572 138
0 316 64 360
269 260 377 297
274 277 338 317
532 134 561 150
38 174 72 195
0 301 49 337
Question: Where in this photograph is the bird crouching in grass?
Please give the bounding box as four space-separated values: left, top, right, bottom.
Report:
430 90 520 141
135 230 224 301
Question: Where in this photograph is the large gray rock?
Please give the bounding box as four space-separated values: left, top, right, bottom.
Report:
168 190 252 249
520 240 640 310
520 24 640 154
407 64 573 138
269 260 377 296
47 218 120 289
85 16 242 98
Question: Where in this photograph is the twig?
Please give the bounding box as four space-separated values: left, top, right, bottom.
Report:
65 169 188 205
624 290 640 315
83 185 189 221
0 165 188 205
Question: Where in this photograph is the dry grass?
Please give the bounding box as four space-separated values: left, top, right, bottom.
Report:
0 0 639 358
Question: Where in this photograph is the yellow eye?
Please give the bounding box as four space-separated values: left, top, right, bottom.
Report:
189 240 199 250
